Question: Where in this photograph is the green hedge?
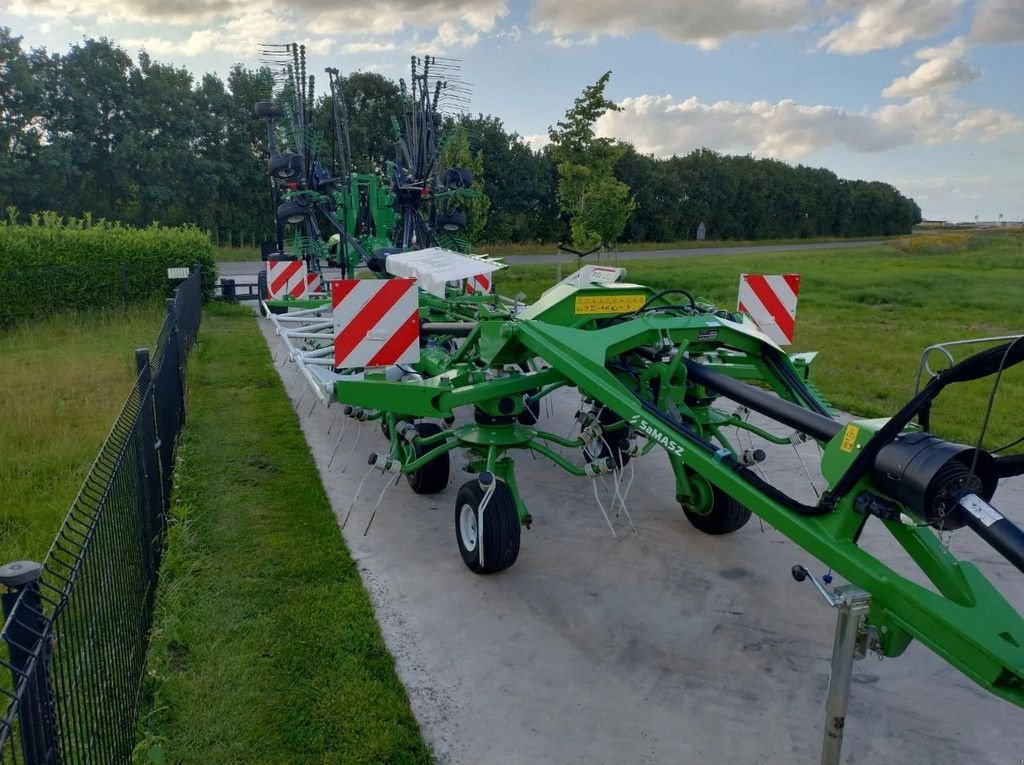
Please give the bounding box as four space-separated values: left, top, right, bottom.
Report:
0 215 216 327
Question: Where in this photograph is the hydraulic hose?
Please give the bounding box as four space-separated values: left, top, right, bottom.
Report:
957 492 1024 575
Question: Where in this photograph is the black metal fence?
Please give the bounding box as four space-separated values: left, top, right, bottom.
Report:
0 267 203 764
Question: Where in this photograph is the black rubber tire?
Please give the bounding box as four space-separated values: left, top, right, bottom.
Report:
406 422 450 494
437 209 467 232
268 152 301 179
682 485 752 535
443 167 473 188
455 480 520 574
277 199 311 224
255 100 284 119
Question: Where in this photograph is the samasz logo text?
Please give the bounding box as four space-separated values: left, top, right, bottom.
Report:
629 415 685 457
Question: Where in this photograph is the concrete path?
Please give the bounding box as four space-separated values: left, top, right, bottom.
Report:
258 318 1024 764
220 239 885 280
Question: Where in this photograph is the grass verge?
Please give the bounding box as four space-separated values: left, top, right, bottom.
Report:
139 303 429 764
498 232 1024 450
482 235 892 257
215 244 262 262
0 303 164 563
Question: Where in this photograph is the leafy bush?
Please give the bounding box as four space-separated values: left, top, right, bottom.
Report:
0 212 215 326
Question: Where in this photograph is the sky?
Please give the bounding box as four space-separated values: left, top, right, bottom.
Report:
2 0 1022 222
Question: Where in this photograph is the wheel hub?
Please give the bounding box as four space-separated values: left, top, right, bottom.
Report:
459 503 478 551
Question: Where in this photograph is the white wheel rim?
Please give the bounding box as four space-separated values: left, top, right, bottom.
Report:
459 504 478 551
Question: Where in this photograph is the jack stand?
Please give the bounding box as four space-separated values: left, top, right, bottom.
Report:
821 585 871 765
792 565 874 765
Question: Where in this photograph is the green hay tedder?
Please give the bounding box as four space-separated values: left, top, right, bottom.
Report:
254 42 1024 761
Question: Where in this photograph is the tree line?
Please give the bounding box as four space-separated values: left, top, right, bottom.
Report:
0 29 921 246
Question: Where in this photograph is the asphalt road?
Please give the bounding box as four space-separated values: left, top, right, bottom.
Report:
218 239 884 280
258 315 1024 765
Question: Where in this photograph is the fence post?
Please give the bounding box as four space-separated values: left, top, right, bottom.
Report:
0 561 58 765
134 349 163 551
165 299 185 423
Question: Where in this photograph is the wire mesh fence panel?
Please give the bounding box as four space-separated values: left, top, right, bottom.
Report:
1 266 203 764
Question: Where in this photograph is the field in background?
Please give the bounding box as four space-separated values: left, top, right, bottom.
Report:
499 231 1024 451
0 304 165 563
140 304 429 763
214 234 893 262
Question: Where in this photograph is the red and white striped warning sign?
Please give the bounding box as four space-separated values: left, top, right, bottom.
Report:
332 278 420 368
737 274 800 346
266 259 310 300
465 273 492 295
305 271 322 295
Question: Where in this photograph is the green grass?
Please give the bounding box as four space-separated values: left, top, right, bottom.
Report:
498 231 1024 450
482 234 893 257
139 303 429 764
0 304 165 563
215 244 261 261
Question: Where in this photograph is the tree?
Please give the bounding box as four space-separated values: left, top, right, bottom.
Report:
548 72 634 250
0 33 923 243
0 29 47 212
44 38 135 220
123 52 198 225
453 114 560 243
439 123 490 244
335 71 402 174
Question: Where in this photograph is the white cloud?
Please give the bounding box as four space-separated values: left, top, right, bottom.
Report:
595 93 1024 160
8 0 237 25
530 0 809 50
528 0 970 52
495 25 521 42
122 7 333 57
818 0 961 54
6 0 508 47
340 41 398 54
123 30 221 56
890 175 1023 220
970 0 1024 43
548 35 598 49
523 134 550 152
882 37 980 98
301 37 335 56
308 0 506 37
950 108 1024 141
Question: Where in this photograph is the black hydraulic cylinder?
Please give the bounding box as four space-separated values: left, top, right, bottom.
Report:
957 493 1024 575
683 360 842 442
996 455 1024 478
421 322 474 337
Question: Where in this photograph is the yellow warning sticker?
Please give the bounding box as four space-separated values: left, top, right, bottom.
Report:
840 424 860 452
574 294 646 315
